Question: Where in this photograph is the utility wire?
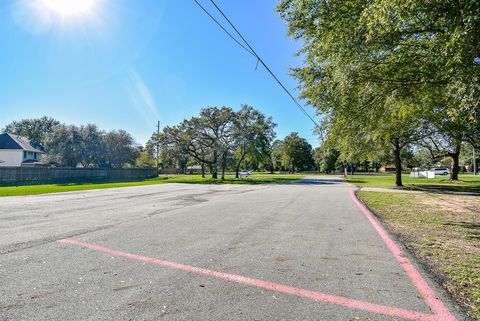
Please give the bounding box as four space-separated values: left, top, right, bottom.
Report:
209 0 318 127
193 0 319 127
193 0 256 58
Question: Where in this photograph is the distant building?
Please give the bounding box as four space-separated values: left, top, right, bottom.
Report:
0 133 46 167
187 165 203 174
379 165 396 173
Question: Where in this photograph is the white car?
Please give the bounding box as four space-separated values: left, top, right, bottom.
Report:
239 170 252 176
431 167 450 176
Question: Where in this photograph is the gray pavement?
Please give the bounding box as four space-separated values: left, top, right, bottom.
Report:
0 177 465 321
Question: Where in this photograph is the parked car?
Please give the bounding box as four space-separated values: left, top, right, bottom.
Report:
431 167 450 176
239 170 252 176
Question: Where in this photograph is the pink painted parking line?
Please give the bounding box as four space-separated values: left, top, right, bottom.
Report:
348 184 457 321
59 238 438 321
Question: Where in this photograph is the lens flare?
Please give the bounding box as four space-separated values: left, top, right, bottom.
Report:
39 0 99 17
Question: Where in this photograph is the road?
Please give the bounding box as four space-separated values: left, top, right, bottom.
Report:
0 177 464 321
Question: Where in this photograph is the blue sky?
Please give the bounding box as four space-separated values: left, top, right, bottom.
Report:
0 0 320 146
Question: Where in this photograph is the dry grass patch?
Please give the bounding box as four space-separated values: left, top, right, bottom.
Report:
358 191 480 320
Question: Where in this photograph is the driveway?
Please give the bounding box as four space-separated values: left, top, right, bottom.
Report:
0 177 464 320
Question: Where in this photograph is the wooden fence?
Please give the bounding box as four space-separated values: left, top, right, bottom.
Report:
0 167 158 185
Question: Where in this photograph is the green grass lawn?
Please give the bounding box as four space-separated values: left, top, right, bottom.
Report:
358 191 480 320
346 174 480 193
0 173 305 196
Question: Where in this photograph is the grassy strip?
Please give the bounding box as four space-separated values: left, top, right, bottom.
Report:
0 173 305 196
346 174 480 193
358 191 480 320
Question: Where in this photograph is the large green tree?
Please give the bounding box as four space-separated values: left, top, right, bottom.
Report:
314 146 340 173
232 105 277 178
278 0 479 184
2 116 60 148
103 130 138 168
45 125 83 167
270 140 283 172
360 0 480 180
4 117 139 168
278 0 429 185
158 106 279 179
159 107 235 179
280 132 314 173
78 124 105 167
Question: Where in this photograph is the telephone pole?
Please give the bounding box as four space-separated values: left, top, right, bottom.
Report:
156 121 160 175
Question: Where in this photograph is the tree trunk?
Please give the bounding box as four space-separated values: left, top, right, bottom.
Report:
212 150 218 179
451 153 460 181
201 163 205 178
393 139 403 187
221 153 227 180
450 151 460 181
235 153 245 179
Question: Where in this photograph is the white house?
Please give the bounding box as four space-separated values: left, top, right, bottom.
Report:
0 133 45 167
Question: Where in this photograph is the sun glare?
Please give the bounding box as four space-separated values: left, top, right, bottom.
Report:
39 0 99 18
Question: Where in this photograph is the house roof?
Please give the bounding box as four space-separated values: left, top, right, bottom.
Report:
0 133 45 153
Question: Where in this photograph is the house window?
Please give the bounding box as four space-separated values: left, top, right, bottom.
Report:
34 153 38 160
23 151 27 159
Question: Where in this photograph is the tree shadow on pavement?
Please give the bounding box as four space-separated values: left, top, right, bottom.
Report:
289 178 345 185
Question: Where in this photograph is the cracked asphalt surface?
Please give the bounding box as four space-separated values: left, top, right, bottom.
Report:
0 177 466 320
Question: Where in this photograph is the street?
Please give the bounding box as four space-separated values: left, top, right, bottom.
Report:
0 177 463 321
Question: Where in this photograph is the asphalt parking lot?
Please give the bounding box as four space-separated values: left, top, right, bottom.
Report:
0 177 464 320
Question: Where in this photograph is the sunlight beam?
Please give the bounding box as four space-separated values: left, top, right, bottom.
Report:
39 0 99 18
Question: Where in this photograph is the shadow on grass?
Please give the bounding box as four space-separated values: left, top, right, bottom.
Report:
289 178 344 185
167 176 345 186
404 183 480 194
0 176 165 187
345 179 367 185
7 175 335 187
0 174 307 190
444 221 480 240
347 176 480 193
166 177 302 185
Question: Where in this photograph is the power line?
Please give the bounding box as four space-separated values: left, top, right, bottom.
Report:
193 0 319 127
208 0 318 125
192 0 256 58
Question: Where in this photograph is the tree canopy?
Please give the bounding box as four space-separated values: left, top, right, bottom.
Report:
278 0 480 185
156 105 279 179
2 117 139 168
